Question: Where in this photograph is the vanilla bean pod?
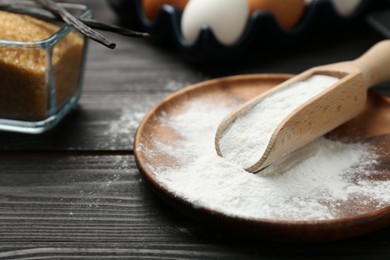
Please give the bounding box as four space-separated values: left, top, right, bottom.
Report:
37 0 116 49
82 19 149 38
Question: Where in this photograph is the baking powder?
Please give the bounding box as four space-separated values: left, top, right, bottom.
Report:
140 77 390 221
219 75 339 169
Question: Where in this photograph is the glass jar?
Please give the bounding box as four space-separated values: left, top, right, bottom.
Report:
0 1 90 133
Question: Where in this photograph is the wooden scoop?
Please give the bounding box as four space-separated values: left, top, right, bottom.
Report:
215 40 390 173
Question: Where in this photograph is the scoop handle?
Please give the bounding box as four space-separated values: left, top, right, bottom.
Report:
353 40 390 88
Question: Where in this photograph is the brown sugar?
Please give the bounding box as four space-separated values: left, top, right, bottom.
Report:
0 11 85 121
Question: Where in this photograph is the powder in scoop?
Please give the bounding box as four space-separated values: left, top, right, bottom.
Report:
219 75 339 169
140 100 390 221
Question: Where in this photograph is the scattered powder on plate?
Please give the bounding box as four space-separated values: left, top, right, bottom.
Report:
140 96 390 221
218 75 339 169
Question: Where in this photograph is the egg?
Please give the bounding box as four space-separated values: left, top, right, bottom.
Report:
330 0 363 16
247 0 305 29
181 0 249 45
142 0 189 21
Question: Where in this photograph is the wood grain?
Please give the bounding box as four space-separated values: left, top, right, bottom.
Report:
0 155 390 259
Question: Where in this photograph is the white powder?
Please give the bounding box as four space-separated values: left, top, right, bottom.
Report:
219 75 339 169
139 99 390 221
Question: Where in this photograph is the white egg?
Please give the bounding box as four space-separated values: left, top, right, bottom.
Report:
181 0 249 45
330 0 363 16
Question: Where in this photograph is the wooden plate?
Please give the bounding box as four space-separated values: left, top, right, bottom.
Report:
134 74 390 242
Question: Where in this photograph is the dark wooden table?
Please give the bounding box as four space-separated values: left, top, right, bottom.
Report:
1 1 390 259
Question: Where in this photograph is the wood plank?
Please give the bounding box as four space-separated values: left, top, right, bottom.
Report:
0 26 205 151
0 30 205 150
0 155 389 259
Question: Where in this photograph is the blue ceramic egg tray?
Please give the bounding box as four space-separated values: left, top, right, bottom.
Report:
108 0 387 61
